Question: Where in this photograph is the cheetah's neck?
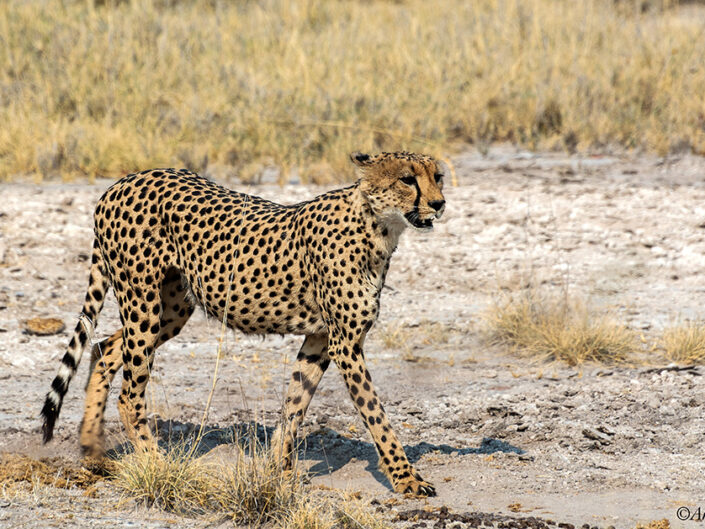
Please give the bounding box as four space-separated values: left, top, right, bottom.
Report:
352 186 406 257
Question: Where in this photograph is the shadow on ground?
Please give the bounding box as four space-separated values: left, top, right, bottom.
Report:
300 430 524 490
106 418 524 492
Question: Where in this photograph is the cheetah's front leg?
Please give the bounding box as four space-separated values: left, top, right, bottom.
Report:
329 336 436 497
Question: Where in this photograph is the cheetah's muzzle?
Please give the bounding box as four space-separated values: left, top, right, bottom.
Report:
405 212 435 230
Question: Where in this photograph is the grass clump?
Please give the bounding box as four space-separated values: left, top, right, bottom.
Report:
111 439 390 528
485 291 636 365
112 440 301 521
111 445 211 514
211 440 301 525
334 495 391 529
661 322 705 364
283 493 391 529
283 497 337 529
2 0 705 182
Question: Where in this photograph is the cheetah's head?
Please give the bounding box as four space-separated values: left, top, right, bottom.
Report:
351 151 446 232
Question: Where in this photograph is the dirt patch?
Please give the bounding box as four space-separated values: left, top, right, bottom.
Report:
0 453 105 490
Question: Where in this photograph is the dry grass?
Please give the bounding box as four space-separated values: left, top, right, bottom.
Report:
111 439 390 527
376 320 454 350
112 439 300 521
211 442 302 525
661 322 705 364
283 496 338 529
0 453 103 491
635 520 670 529
333 494 391 529
485 291 637 365
283 493 391 529
111 444 212 513
374 320 457 363
2 0 705 182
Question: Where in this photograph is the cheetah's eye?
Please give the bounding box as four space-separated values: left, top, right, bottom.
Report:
434 173 444 183
400 175 416 185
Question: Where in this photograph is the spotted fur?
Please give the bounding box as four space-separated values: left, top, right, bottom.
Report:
41 151 446 496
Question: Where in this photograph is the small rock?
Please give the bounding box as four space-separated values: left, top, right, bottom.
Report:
582 427 612 443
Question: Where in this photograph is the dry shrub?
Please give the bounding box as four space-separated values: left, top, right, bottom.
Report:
661 322 705 364
112 440 300 521
111 445 211 513
111 440 390 527
283 496 336 529
376 323 413 353
334 495 391 529
284 493 391 529
210 439 301 525
485 291 636 365
2 0 705 182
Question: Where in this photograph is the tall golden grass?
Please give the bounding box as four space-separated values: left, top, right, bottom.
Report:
2 0 705 182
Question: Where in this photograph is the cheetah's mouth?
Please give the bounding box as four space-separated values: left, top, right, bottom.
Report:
404 211 434 231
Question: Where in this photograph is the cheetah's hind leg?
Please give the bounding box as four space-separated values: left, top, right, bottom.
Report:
81 269 194 457
271 334 329 470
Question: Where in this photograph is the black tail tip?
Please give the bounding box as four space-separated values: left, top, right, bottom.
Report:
40 398 58 444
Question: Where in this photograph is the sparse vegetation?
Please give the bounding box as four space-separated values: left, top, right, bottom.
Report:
111 444 213 514
661 322 705 364
485 291 637 365
112 439 301 521
111 439 390 527
635 519 670 529
374 320 458 363
0 447 391 527
283 493 391 529
283 496 337 529
376 320 454 351
2 0 705 182
210 441 302 525
333 494 391 529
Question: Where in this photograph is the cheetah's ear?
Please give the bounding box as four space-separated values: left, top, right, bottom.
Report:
349 152 375 167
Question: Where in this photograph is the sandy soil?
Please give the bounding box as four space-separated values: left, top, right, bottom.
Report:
1 146 705 528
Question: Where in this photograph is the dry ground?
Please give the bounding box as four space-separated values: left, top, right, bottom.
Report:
1 147 705 527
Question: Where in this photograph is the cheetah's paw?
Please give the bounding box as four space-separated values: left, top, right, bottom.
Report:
395 473 436 497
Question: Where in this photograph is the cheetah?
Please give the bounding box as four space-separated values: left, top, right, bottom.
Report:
41 151 446 496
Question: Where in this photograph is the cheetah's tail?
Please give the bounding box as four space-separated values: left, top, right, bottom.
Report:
41 238 110 443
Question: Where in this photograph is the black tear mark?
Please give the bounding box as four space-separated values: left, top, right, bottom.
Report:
412 179 421 208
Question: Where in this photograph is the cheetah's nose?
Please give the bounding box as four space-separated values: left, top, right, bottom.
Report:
429 200 445 216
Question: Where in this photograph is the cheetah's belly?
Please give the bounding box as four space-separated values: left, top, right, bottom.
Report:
182 257 326 336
